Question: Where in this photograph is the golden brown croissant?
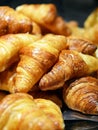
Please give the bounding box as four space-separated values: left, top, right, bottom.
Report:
39 50 98 90
70 8 98 44
84 8 98 29
0 93 65 130
63 76 98 115
0 33 41 72
0 6 33 35
16 4 57 24
9 34 67 93
16 4 71 36
67 36 97 55
69 23 98 45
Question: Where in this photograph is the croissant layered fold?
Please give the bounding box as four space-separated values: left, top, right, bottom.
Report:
63 76 98 115
0 93 65 130
39 50 98 90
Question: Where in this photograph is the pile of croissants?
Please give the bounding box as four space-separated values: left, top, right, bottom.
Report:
0 3 98 130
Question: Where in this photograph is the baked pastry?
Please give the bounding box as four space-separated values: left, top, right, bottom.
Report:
70 8 98 44
63 76 98 115
16 4 71 36
39 50 98 90
0 93 65 130
16 4 57 24
0 6 33 35
7 34 67 93
84 8 98 29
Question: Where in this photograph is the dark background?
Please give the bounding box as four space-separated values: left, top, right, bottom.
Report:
0 0 98 26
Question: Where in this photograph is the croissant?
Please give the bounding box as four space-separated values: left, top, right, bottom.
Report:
84 24 98 44
39 50 98 90
0 6 33 35
0 93 65 130
0 33 41 72
70 8 98 44
84 8 98 29
16 4 57 24
63 76 98 115
67 36 97 55
84 8 98 43
7 34 67 93
16 4 71 36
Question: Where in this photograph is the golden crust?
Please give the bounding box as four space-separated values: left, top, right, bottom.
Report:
0 6 33 35
0 93 65 130
63 76 98 115
16 4 71 36
16 4 57 24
